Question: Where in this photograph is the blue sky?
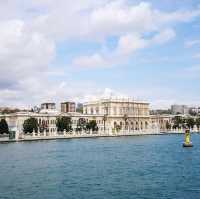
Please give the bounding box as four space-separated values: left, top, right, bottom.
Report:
0 0 200 109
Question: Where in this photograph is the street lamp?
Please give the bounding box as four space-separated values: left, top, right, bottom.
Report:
103 114 108 132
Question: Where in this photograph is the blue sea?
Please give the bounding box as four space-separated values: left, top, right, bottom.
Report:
0 134 200 199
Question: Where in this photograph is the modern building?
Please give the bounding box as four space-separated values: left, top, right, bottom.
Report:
171 105 189 115
189 107 200 115
61 102 76 113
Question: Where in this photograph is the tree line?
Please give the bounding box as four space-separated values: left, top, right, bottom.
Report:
2 115 200 135
22 117 98 134
167 116 200 129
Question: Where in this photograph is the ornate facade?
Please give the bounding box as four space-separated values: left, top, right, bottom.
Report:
83 98 150 131
0 98 162 136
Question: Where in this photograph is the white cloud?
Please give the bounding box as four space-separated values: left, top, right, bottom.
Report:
24 1 200 42
82 87 129 102
193 53 200 59
73 54 112 68
71 2 197 68
0 0 200 107
0 19 55 85
151 28 176 45
116 34 147 56
185 39 200 47
73 29 175 68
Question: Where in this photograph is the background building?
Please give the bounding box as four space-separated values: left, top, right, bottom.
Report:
41 103 56 110
171 105 189 115
189 106 200 115
61 102 76 113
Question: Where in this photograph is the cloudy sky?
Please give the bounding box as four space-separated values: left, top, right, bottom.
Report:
0 0 200 109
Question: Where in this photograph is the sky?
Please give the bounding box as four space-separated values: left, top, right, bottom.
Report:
0 0 200 109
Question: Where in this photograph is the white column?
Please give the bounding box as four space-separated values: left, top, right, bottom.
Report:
15 130 20 140
44 130 47 137
32 130 35 137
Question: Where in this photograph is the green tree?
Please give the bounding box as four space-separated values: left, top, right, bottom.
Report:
23 118 38 134
189 109 197 116
86 120 98 132
166 121 171 130
76 118 86 131
196 117 200 130
186 117 195 129
56 116 72 132
0 119 9 134
172 116 183 129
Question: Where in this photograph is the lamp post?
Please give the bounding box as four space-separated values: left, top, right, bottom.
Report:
103 114 108 133
123 114 128 132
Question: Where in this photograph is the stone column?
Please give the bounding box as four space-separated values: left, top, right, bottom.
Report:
55 128 58 136
32 130 35 137
15 130 20 140
44 130 47 137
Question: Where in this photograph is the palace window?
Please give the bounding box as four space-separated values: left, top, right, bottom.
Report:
91 108 94 114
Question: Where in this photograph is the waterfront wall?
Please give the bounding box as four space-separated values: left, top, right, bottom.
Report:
1 128 162 142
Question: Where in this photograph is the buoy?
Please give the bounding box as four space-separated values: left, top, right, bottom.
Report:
182 129 193 147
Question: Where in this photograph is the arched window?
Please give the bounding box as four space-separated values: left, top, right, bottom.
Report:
131 122 134 130
136 121 138 130
114 121 117 128
145 121 148 129
91 108 94 114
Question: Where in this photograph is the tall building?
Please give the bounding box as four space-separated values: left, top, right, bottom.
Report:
41 103 56 110
171 105 189 115
61 102 76 113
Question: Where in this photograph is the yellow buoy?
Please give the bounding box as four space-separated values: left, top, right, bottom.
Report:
183 129 193 147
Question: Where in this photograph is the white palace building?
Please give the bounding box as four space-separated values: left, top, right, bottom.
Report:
0 97 166 140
